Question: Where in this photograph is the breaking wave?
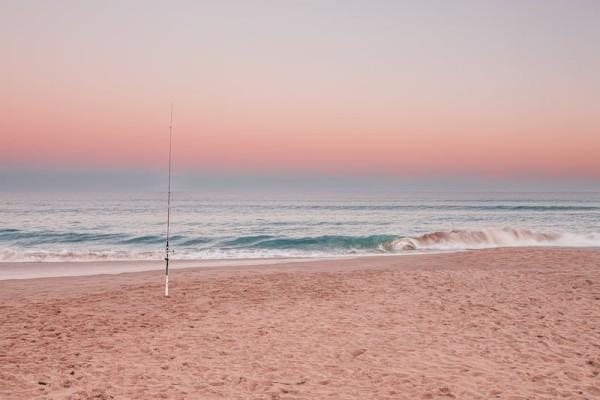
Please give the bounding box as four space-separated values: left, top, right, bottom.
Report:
387 228 600 251
1 228 599 262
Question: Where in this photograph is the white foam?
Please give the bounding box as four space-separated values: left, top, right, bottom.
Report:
389 228 600 251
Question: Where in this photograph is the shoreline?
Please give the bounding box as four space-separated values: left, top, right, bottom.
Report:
1 245 598 281
0 256 335 281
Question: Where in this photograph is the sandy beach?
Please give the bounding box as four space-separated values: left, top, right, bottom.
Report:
1 248 599 399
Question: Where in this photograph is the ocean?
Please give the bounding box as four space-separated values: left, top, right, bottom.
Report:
1 192 600 262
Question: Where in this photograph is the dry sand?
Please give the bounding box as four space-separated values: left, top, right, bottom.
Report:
1 248 599 399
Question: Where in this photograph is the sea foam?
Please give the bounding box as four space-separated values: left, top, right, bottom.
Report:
387 228 600 251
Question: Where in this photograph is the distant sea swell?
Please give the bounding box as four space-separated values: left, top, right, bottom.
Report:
1 227 599 262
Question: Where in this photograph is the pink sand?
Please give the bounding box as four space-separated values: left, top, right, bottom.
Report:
1 248 599 399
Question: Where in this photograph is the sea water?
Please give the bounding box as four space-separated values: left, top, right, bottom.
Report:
1 192 599 262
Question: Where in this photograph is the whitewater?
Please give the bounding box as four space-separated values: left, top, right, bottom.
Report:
1 192 599 262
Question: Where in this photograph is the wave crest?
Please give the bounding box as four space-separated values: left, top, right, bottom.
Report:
388 228 599 251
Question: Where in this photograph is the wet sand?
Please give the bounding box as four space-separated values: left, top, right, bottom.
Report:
1 248 599 399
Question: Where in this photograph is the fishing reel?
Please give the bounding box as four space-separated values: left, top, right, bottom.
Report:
164 248 175 261
164 244 175 257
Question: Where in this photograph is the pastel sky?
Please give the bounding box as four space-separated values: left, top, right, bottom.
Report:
2 0 600 187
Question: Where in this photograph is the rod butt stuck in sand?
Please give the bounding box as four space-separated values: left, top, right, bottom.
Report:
164 105 174 297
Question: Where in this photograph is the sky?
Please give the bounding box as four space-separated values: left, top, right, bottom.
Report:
1 0 600 192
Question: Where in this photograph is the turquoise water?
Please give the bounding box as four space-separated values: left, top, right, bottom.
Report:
1 192 600 261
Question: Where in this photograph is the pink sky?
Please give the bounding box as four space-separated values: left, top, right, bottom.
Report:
2 1 600 178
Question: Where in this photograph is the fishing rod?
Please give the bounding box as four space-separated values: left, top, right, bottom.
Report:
165 105 174 297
